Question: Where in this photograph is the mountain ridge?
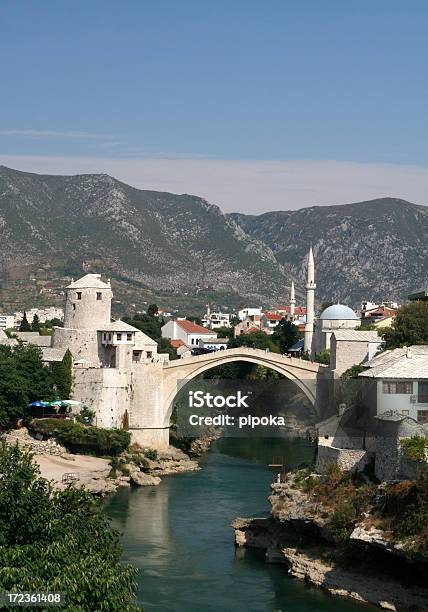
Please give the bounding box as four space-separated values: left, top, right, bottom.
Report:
0 165 426 311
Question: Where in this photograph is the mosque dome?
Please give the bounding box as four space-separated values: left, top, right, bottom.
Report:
320 304 358 320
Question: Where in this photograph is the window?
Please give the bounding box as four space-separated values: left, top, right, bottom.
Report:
116 333 122 341
417 410 428 424
382 381 412 394
127 333 132 342
76 292 82 300
72 304 76 311
418 382 428 404
96 292 102 300
146 351 152 359
402 410 409 416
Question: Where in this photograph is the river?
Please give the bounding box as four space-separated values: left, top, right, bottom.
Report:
106 437 372 612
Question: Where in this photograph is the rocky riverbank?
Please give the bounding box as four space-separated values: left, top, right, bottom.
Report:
1 427 201 495
232 473 428 611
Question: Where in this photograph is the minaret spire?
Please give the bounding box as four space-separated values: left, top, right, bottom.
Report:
290 281 296 320
304 246 316 356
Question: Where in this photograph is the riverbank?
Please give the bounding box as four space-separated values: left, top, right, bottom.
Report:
1 426 201 495
232 471 428 611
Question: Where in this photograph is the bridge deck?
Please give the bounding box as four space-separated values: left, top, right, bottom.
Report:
163 347 326 373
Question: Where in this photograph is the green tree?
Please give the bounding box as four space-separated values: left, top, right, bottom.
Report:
31 313 40 332
0 344 55 427
157 337 178 359
19 311 31 332
51 349 73 399
123 313 162 340
272 319 301 353
229 330 279 352
147 303 159 317
314 348 330 365
383 302 428 348
0 444 139 610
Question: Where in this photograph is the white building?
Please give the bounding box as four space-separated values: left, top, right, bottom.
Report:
161 319 217 347
312 304 360 355
237 307 262 321
198 337 229 351
202 311 231 329
0 315 14 331
359 346 428 423
14 306 64 326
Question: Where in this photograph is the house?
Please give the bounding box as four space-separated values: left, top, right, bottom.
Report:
201 311 231 329
237 307 262 321
0 314 14 331
198 337 229 351
170 339 192 359
360 304 397 328
233 316 262 337
312 304 360 356
272 305 307 319
330 329 383 376
359 345 428 423
261 312 283 333
161 318 217 347
408 290 428 302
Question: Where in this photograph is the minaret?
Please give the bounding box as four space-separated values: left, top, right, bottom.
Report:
304 247 316 355
290 281 296 320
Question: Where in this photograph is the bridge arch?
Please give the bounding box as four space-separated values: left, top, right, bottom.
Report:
161 348 324 428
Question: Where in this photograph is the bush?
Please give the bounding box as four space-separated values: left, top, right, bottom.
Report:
30 419 131 456
143 448 158 461
400 436 428 462
0 444 139 610
326 502 357 542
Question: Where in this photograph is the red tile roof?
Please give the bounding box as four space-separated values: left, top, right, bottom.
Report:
176 319 214 335
170 339 185 348
274 306 307 315
265 312 283 321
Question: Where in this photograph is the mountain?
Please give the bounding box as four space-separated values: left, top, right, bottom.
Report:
1 166 426 313
229 198 428 305
0 166 291 312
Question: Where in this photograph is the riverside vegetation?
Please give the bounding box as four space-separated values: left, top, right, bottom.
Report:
0 444 139 611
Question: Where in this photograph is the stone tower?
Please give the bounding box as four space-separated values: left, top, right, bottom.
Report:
304 247 316 355
290 281 296 320
63 274 112 329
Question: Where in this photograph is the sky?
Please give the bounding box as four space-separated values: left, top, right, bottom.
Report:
1 1 427 213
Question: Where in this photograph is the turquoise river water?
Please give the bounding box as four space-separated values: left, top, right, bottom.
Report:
106 438 373 612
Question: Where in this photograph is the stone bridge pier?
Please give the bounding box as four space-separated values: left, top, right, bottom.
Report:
128 348 329 449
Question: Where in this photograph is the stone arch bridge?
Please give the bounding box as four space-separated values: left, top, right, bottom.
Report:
129 348 330 449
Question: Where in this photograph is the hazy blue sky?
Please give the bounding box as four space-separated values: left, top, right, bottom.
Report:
1 1 427 211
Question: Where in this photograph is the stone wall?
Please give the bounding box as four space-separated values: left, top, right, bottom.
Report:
316 442 372 474
2 428 67 456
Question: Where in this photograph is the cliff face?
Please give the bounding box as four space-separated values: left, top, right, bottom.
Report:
0 165 290 309
230 198 428 305
232 474 428 611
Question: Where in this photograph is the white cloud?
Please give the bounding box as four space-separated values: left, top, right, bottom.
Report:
0 130 114 140
0 154 427 213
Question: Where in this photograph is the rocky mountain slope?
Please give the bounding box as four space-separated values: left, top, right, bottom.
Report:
0 165 426 311
230 198 428 305
0 165 291 308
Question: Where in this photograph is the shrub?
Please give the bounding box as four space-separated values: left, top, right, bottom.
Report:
143 448 158 461
326 502 357 542
30 419 131 456
0 444 139 610
400 436 428 462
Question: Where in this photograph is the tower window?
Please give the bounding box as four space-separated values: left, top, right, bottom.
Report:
76 292 82 300
72 304 76 311
96 292 102 300
116 333 122 341
127 333 132 341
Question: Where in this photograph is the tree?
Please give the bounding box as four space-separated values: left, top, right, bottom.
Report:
157 337 178 360
0 344 55 428
383 302 428 348
0 444 139 610
147 303 159 317
272 319 301 353
229 330 279 352
31 313 40 332
314 348 330 365
51 349 73 399
19 311 31 332
123 312 162 340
